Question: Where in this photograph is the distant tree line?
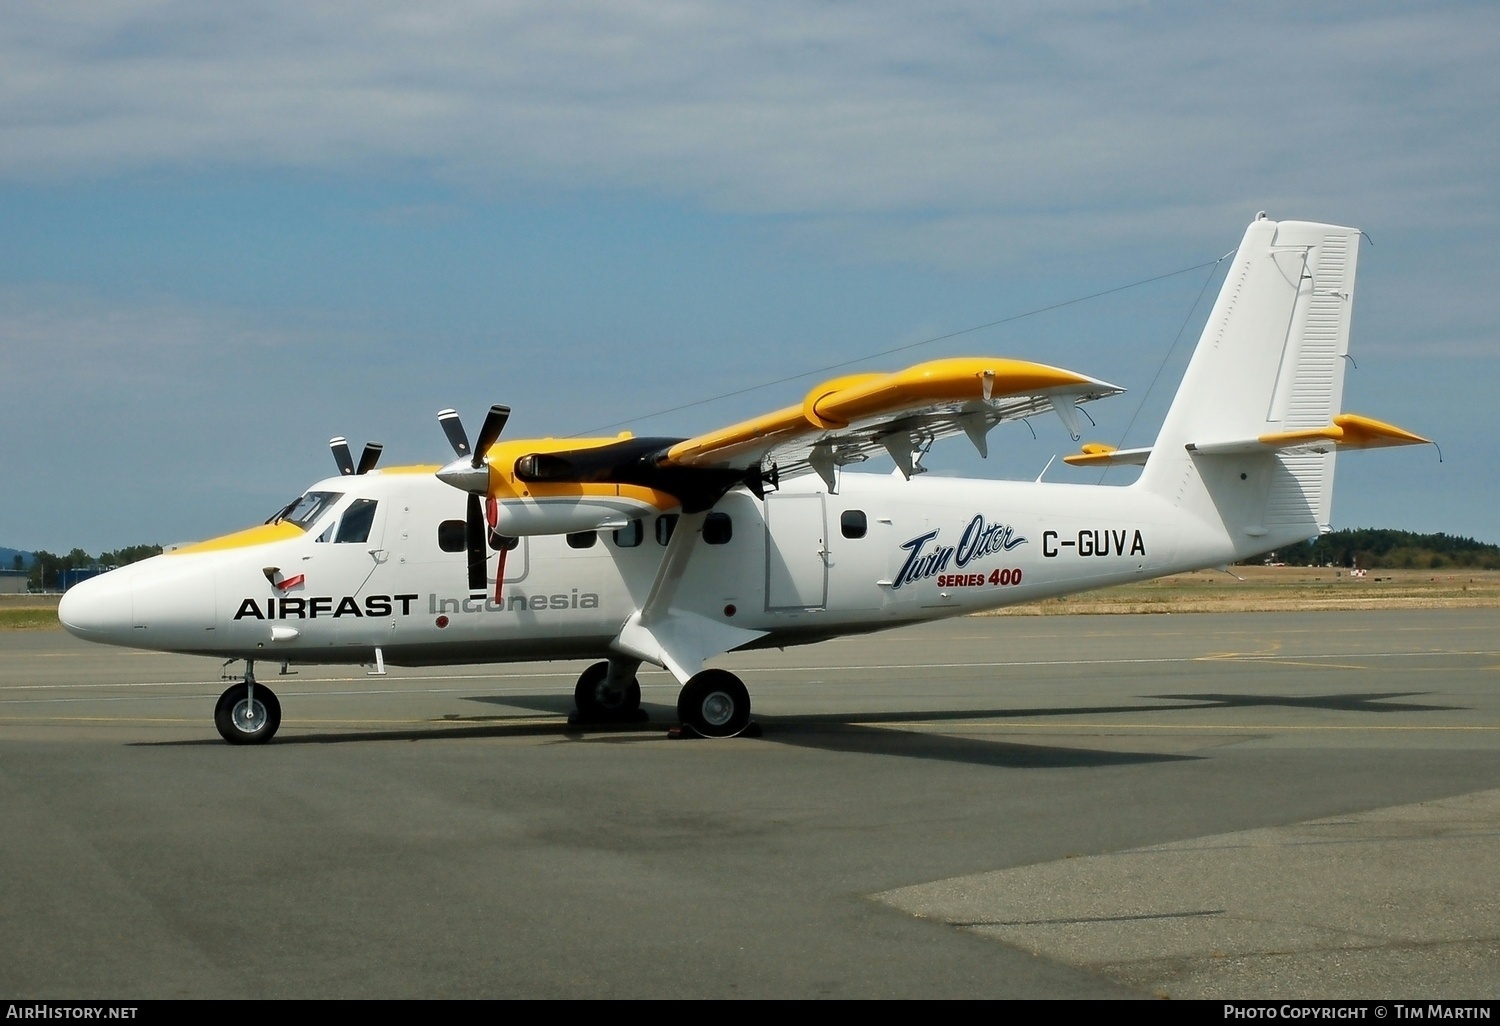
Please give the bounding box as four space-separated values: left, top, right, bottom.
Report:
1251 529 1500 570
27 545 163 591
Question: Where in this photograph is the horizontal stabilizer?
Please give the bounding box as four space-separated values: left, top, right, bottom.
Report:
1063 443 1152 467
1186 413 1430 456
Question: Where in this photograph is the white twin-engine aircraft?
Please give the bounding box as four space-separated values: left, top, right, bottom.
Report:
60 216 1430 743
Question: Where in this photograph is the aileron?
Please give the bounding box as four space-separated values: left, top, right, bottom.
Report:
667 356 1122 475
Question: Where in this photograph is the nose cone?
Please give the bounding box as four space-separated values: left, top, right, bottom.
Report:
58 556 217 651
436 457 490 495
58 568 136 642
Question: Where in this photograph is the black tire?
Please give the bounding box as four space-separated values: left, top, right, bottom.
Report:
676 669 750 738
214 682 281 745
573 661 641 721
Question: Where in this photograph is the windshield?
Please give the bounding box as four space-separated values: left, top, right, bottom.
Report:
271 491 343 529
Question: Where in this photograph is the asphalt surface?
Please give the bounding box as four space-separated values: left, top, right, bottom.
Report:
2 609 1498 999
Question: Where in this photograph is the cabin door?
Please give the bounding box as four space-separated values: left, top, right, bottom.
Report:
764 494 827 610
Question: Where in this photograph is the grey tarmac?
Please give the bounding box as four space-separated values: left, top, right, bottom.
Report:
2 608 1498 999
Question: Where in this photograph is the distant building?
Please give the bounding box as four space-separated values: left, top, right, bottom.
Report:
0 569 28 595
58 567 111 591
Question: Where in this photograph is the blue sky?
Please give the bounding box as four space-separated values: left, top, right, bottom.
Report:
2 2 1496 553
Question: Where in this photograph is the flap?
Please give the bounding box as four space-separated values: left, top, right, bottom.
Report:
663 357 1123 478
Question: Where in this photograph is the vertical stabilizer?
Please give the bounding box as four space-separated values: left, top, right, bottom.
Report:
1139 215 1362 557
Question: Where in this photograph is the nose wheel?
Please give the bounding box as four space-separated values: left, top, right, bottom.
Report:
215 676 282 745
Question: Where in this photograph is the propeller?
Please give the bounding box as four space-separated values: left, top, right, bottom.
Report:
436 404 511 595
466 494 486 594
436 405 509 494
357 443 384 475
438 405 510 470
329 437 384 476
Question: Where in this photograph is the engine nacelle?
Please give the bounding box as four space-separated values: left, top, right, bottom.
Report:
490 493 676 537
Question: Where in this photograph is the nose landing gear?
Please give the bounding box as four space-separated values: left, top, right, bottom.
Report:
215 661 282 744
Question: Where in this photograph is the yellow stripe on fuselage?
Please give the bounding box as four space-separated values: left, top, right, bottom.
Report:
168 520 306 555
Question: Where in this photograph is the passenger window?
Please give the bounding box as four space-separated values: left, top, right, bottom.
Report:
704 512 732 545
840 510 868 539
335 499 378 544
566 530 597 549
613 519 643 548
655 514 679 546
438 519 466 553
490 532 518 552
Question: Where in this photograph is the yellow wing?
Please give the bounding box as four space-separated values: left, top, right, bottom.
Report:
662 356 1121 484
481 356 1122 514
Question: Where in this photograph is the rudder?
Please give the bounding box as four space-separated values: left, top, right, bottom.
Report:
1138 215 1363 554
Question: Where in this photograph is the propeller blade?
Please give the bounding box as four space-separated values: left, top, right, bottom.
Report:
438 409 471 460
356 443 384 476
472 405 511 468
329 437 355 476
467 493 487 595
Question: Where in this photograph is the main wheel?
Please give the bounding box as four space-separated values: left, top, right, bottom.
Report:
676 669 750 738
573 661 641 721
214 682 282 745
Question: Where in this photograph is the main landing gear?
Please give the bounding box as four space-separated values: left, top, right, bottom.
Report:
675 669 752 739
571 659 646 724
214 660 282 745
571 660 756 738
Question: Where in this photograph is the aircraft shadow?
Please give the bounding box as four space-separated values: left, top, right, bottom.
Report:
134 714 659 747
134 690 1453 766
157 708 1186 768
474 688 1456 721
736 690 1454 767
450 694 1185 769
750 717 1196 769
1144 691 1452 713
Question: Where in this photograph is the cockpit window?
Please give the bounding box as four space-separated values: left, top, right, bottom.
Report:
274 491 343 529
334 499 378 544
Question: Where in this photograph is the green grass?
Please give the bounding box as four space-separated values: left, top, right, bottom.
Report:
0 607 61 630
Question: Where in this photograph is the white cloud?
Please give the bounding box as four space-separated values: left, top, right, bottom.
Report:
2 3 1497 547
2 2 1495 244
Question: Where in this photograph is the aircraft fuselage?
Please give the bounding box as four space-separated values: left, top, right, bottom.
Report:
60 468 1223 668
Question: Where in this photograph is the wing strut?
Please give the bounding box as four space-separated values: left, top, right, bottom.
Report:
609 511 767 683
